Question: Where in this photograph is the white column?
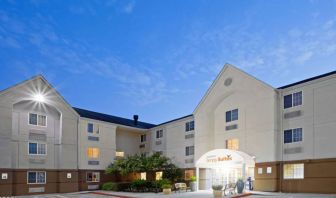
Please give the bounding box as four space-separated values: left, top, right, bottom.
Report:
196 167 200 191
242 163 246 180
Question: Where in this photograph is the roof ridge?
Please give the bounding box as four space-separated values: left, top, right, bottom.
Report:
278 70 336 89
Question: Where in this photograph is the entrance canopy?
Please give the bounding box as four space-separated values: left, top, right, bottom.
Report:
196 149 255 168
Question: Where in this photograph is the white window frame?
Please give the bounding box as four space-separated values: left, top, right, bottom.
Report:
185 146 194 156
27 171 46 184
283 163 304 179
284 128 303 144
185 121 195 132
140 134 146 143
28 142 47 155
28 112 47 127
86 172 100 182
284 91 303 109
156 129 163 139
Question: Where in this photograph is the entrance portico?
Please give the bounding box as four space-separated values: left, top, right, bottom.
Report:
195 149 255 190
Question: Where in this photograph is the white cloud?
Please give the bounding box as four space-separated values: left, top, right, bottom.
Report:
123 1 135 14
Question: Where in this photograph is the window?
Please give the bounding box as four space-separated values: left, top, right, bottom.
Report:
87 123 93 133
86 172 100 182
185 121 195 132
226 109 238 122
257 168 263 174
185 146 194 156
226 139 239 150
140 134 146 142
27 171 46 184
284 128 303 144
87 147 99 158
155 171 163 180
156 129 163 139
283 164 304 179
140 172 146 180
284 91 302 109
28 142 46 155
116 151 124 157
267 167 272 174
29 113 46 127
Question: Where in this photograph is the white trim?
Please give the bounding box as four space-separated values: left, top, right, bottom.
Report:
27 171 46 184
86 172 100 183
28 142 47 155
28 112 47 128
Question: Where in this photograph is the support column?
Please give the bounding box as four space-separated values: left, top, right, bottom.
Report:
196 167 199 191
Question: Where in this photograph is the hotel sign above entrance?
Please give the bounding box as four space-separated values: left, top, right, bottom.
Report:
206 154 233 163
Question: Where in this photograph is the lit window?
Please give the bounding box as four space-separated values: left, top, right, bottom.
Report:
184 170 195 180
267 167 272 174
226 139 239 150
27 171 46 184
87 147 99 158
29 113 46 127
284 164 304 179
116 151 124 157
155 171 162 180
257 168 263 174
284 91 302 109
185 121 195 132
140 172 146 180
29 142 47 155
87 172 100 182
87 123 93 133
140 134 146 142
226 109 238 122
156 129 163 139
185 146 194 156
284 128 303 144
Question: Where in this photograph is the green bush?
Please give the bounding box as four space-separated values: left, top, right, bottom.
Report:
190 176 196 182
102 182 118 191
116 182 131 191
130 179 147 189
212 185 223 191
153 179 171 188
161 184 172 189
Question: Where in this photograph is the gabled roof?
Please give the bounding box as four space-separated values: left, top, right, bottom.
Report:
73 107 156 129
0 74 79 117
278 70 336 89
154 114 193 128
193 63 275 114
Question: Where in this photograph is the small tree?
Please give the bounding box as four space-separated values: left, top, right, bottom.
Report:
106 153 183 182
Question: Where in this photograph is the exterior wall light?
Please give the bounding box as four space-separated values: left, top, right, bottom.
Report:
33 94 45 103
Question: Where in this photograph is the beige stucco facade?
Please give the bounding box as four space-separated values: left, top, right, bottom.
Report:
1 64 336 196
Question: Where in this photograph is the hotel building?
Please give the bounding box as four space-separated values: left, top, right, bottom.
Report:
0 64 336 196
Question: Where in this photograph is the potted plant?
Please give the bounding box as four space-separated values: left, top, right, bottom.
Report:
212 185 223 198
236 178 245 194
162 184 172 195
190 176 197 191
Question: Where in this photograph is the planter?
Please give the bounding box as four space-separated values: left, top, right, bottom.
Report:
213 190 223 198
163 188 171 195
236 180 245 194
190 181 197 191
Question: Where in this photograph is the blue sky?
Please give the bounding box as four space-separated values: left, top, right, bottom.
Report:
0 0 336 124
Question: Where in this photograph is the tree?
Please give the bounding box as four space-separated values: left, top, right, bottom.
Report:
106 153 182 182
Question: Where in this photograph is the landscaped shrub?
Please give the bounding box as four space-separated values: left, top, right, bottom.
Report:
161 184 172 189
102 182 118 191
153 179 171 188
116 182 131 191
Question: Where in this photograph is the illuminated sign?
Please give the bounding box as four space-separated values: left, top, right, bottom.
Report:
206 154 232 163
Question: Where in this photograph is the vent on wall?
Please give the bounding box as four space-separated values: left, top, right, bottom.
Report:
88 161 99 165
185 159 194 164
284 147 302 154
226 124 238 131
185 134 194 139
88 136 99 141
139 144 145 148
29 133 47 141
155 140 162 145
284 110 302 119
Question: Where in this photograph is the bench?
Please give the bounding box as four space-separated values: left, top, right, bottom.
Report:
174 183 191 193
223 183 236 196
